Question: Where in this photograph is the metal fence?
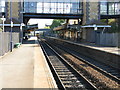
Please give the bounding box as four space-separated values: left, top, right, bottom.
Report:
96 33 119 46
85 30 119 46
0 32 19 56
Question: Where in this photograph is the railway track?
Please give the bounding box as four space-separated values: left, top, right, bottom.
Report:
39 39 97 90
45 38 119 89
46 38 120 80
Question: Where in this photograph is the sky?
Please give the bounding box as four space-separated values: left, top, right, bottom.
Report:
28 19 53 29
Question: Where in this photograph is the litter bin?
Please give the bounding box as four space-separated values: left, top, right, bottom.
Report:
14 43 21 48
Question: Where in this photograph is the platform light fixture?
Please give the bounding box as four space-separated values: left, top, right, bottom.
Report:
20 23 25 43
93 24 97 31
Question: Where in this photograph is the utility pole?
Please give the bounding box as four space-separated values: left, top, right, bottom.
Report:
10 0 13 52
20 0 24 44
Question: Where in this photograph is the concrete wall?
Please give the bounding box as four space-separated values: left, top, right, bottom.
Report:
0 32 19 56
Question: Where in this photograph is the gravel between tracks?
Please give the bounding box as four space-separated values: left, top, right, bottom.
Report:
54 46 119 89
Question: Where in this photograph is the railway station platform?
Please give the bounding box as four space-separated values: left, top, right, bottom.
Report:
47 37 120 70
76 42 120 55
49 37 120 55
0 36 57 89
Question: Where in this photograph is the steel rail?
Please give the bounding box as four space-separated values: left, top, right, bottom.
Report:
45 39 120 84
39 39 97 90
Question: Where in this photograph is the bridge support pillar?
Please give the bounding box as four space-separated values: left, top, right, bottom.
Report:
82 0 100 25
81 0 100 43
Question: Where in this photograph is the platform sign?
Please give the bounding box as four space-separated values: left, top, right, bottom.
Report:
94 27 97 31
11 21 13 27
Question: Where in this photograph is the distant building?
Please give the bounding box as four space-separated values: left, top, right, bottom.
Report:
30 28 50 36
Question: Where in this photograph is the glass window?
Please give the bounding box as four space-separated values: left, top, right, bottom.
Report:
24 1 83 14
115 3 120 14
109 3 114 15
24 2 29 8
100 2 107 15
108 2 120 15
44 8 50 13
0 0 5 12
63 3 71 13
100 1 120 15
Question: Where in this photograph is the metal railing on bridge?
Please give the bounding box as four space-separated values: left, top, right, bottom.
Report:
23 0 83 14
0 0 120 18
100 1 120 15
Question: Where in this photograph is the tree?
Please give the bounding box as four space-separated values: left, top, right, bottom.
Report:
44 26 50 29
101 19 119 33
50 19 65 30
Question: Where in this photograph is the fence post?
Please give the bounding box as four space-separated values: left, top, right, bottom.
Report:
118 33 120 48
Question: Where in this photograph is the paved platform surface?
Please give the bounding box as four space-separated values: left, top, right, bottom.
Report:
76 42 120 55
74 42 120 55
0 37 57 89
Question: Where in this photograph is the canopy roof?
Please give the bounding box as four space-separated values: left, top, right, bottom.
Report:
81 25 111 28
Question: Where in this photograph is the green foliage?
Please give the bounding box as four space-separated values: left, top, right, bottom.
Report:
100 19 107 23
50 19 65 30
44 26 50 29
0 19 3 32
0 28 2 32
101 19 119 33
0 19 2 24
108 19 119 33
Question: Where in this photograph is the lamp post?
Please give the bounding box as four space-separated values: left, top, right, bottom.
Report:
20 23 25 43
20 0 24 44
10 0 13 52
